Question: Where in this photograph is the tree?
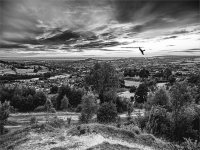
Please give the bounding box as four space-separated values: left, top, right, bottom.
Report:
164 68 172 80
135 83 148 103
168 75 176 84
148 87 171 109
69 88 84 108
33 91 47 108
10 94 21 109
139 68 149 79
50 85 58 94
85 62 119 94
79 94 97 123
97 102 118 123
99 90 117 104
60 95 69 111
170 81 193 141
130 85 136 93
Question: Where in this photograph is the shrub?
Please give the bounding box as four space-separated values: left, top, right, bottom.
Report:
145 106 171 138
79 94 97 123
60 95 69 111
135 83 148 103
127 101 134 118
97 102 118 123
30 116 37 125
182 138 200 150
50 108 57 113
0 101 10 135
130 86 136 93
48 117 65 128
116 97 128 113
99 90 117 104
145 88 171 110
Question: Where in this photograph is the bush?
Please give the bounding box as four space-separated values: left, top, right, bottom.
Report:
116 97 128 113
60 95 69 111
79 94 97 123
48 117 65 128
130 86 136 93
50 108 57 113
145 88 171 110
97 102 118 123
145 106 171 138
0 101 10 135
30 116 37 125
135 84 148 103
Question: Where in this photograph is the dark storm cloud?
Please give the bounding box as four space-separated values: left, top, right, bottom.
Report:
74 41 121 49
0 44 28 49
163 36 178 40
114 0 199 23
172 29 190 35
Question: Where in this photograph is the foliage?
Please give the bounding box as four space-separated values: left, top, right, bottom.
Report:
0 101 10 135
182 138 200 150
30 116 38 125
97 102 118 123
137 81 199 142
145 106 171 138
79 94 97 123
33 90 47 109
56 84 84 110
85 62 119 94
188 73 200 84
50 85 58 94
127 101 134 118
170 81 193 136
164 68 172 79
60 95 69 111
146 88 171 110
129 85 136 93
135 83 148 103
46 99 53 112
48 117 65 128
34 105 46 112
99 90 117 104
139 68 149 79
116 97 128 113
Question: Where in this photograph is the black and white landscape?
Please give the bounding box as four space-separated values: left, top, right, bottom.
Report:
0 0 200 150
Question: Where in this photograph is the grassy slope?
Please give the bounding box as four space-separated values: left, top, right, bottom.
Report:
1 123 172 150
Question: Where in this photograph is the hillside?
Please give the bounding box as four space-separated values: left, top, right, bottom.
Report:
0 123 172 150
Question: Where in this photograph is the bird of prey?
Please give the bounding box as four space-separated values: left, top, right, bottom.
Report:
139 47 145 55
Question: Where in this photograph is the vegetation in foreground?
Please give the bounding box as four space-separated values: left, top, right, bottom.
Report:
0 61 200 150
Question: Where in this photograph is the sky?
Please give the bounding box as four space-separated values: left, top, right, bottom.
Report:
0 0 200 57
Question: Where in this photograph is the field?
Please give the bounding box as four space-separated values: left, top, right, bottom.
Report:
16 69 34 74
0 68 16 75
118 91 135 98
124 80 140 87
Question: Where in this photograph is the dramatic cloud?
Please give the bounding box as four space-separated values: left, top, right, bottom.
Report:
0 0 199 57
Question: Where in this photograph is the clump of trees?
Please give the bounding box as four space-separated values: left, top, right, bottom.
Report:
0 85 46 112
84 62 120 123
138 81 200 142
